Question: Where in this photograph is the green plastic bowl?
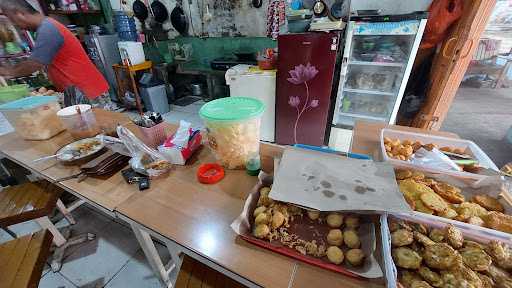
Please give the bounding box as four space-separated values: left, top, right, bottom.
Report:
0 84 29 104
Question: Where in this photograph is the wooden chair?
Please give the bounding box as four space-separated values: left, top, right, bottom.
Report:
0 229 53 288
0 181 95 272
112 61 153 115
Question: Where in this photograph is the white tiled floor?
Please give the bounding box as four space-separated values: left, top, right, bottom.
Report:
0 204 171 288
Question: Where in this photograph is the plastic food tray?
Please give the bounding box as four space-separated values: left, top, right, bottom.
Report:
380 128 499 180
381 213 512 288
394 166 512 238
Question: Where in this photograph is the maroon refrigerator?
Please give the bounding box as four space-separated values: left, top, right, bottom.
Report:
276 32 340 146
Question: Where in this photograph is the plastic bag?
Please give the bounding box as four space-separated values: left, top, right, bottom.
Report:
410 147 462 172
117 125 171 177
97 134 131 156
420 0 464 49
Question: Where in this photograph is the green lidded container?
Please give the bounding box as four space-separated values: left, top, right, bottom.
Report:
199 97 265 170
0 84 29 104
199 97 265 121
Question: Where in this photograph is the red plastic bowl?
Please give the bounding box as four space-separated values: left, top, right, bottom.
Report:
197 163 225 184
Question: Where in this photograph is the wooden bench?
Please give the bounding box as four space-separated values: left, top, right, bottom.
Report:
0 229 53 288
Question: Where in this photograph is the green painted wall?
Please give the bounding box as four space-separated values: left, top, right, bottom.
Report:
146 36 277 71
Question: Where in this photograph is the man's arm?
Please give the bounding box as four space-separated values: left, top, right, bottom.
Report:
0 59 44 78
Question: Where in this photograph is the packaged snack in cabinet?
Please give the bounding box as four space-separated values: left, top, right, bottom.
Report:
384 213 512 288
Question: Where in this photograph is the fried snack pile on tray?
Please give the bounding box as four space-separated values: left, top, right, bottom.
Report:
384 137 468 162
390 219 512 288
251 186 365 267
74 139 101 155
395 169 512 234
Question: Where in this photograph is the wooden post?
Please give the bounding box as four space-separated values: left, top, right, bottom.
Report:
412 0 496 130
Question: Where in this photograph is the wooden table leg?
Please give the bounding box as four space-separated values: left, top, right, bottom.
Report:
130 222 183 288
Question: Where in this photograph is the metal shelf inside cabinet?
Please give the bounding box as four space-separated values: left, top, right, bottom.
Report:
344 88 395 96
348 60 405 67
338 111 388 122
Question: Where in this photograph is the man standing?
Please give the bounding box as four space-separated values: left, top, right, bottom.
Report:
0 0 118 110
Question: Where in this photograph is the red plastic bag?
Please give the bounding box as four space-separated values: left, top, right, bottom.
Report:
420 0 464 49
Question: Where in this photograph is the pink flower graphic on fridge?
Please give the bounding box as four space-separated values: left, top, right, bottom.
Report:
287 63 320 144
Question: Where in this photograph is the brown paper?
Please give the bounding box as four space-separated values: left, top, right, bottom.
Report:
269 148 411 213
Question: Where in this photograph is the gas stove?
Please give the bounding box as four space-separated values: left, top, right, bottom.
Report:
210 57 257 71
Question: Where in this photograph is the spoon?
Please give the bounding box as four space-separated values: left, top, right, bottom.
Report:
33 150 80 163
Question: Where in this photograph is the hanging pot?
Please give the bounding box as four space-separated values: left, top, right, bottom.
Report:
252 0 262 8
151 0 169 23
132 0 149 22
171 5 188 35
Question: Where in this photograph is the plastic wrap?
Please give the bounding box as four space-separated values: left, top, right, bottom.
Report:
116 125 171 177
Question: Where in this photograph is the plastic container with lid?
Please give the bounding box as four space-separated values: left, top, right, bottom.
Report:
0 96 64 140
0 84 29 104
57 104 100 140
199 97 265 170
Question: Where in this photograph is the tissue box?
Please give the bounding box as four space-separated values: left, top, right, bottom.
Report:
159 130 202 165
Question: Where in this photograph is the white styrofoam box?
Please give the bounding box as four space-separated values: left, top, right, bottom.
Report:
381 128 498 180
383 212 512 288
117 41 145 66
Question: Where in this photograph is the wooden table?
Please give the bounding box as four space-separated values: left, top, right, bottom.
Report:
0 113 460 288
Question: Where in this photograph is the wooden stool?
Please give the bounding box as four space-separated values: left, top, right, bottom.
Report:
112 61 153 115
175 255 247 288
0 181 95 272
0 229 53 288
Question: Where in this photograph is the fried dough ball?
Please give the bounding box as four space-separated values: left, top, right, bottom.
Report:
271 211 285 229
446 225 464 249
345 249 365 266
257 187 274 206
255 212 270 225
424 243 462 270
391 229 414 247
253 206 266 218
343 229 361 249
326 213 344 228
326 246 344 265
307 210 320 221
253 224 270 239
326 229 343 246
418 266 443 287
460 246 492 271
428 229 445 243
393 247 422 269
413 231 435 246
345 215 360 229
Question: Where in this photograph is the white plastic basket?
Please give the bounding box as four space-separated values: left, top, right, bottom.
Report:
382 213 512 288
380 128 498 180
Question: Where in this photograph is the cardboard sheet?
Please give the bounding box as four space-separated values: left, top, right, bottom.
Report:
269 148 410 213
